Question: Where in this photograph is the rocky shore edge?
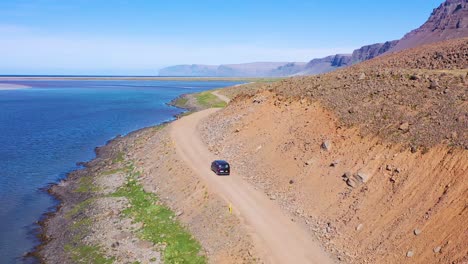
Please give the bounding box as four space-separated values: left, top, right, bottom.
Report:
29 127 161 263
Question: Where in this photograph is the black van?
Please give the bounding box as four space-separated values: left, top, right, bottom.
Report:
211 160 230 175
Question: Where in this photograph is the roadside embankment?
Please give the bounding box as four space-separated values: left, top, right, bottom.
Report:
198 38 468 263
200 90 467 263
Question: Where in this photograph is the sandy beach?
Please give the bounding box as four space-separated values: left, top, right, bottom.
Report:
0 83 31 90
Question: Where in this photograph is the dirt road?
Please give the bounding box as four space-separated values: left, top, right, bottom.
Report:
211 90 231 103
170 106 333 264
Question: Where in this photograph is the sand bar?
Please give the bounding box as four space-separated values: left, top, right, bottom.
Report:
0 83 32 90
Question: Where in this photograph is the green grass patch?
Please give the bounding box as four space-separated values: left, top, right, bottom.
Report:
112 168 206 264
196 92 226 108
178 111 194 118
64 244 114 264
172 96 189 108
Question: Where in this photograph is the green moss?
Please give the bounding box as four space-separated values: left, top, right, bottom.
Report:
65 198 95 219
151 124 167 132
71 217 92 231
112 168 206 264
64 244 114 264
75 176 101 193
101 167 127 176
112 152 125 164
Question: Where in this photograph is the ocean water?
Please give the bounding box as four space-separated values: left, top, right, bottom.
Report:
0 80 242 263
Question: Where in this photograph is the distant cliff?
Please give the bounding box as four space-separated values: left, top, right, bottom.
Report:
388 0 468 53
159 40 399 77
158 62 306 77
302 0 468 75
159 65 219 77
299 40 398 75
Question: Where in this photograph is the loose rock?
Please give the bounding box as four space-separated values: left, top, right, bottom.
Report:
252 97 265 103
406 250 414 257
321 140 332 151
429 80 439 89
356 172 370 183
399 122 410 131
356 224 364 231
346 178 357 188
433 246 441 253
414 229 422 235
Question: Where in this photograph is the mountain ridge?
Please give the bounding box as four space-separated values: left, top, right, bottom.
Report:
158 0 467 77
388 0 468 53
158 62 306 77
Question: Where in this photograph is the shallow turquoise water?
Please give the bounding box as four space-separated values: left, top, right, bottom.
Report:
0 80 242 263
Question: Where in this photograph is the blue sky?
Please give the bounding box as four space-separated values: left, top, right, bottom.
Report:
0 0 443 75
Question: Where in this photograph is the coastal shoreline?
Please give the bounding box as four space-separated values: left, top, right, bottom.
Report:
29 129 149 263
28 81 198 262
29 85 255 263
0 76 281 82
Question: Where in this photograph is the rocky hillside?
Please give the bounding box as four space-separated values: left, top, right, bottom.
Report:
222 37 468 149
158 62 306 77
389 0 468 53
201 36 467 264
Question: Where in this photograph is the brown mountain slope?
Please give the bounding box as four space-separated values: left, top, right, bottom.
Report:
201 35 467 264
222 38 468 149
364 37 468 70
201 92 467 263
389 0 468 53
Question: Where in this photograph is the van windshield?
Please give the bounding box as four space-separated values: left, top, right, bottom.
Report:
218 164 229 169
